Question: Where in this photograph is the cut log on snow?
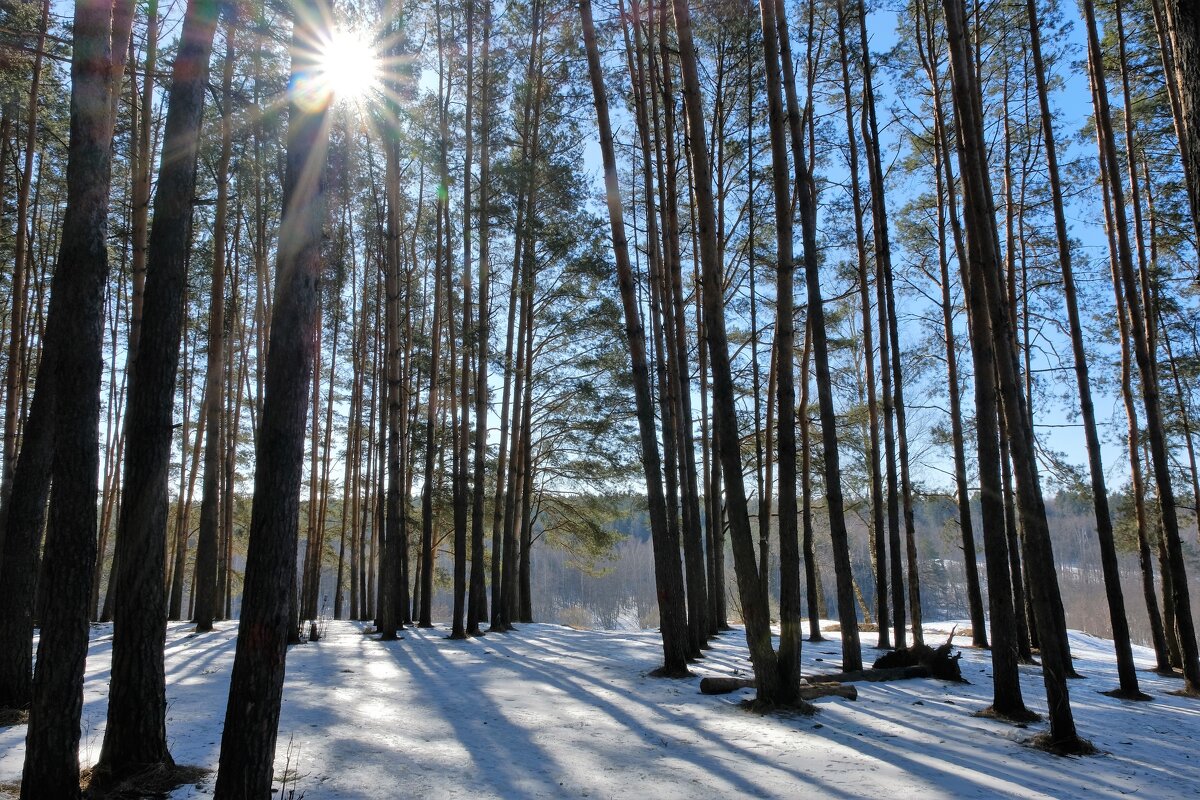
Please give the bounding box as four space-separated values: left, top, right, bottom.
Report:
698 677 858 701
698 676 755 694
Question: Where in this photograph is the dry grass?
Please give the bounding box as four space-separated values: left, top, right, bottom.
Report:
0 709 28 728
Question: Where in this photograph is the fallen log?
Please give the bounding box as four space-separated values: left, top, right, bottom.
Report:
808 665 931 683
872 627 968 683
699 678 858 701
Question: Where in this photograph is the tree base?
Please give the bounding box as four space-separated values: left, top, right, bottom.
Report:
1149 666 1182 678
974 705 1041 724
82 762 207 798
376 633 405 642
1027 732 1097 757
487 623 514 634
466 628 485 637
1168 686 1200 699
742 697 819 716
447 631 468 641
648 664 693 679
1101 688 1152 701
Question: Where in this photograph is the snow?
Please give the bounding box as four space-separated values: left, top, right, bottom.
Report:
2 619 1199 798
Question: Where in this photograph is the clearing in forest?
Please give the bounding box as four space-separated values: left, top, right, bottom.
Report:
1 621 1197 798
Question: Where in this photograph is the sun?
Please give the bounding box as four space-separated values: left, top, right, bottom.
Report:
315 27 382 105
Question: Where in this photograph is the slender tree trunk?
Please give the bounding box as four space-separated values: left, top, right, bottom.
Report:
758 0 807 707
467 0 493 634
671 0 781 697
944 0 1084 747
837 0 889 650
91 0 217 785
1083 0 1200 695
581 0 690 676
772 0 860 671
1 0 48 514
194 13 236 635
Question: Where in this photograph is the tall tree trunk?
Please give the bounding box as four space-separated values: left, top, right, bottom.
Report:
671 0 781 697
758 0 807 707
0 0 52 714
194 12 236 635
213 3 331 789
774 0 861 671
1 0 48 512
1082 0 1200 695
654 0 708 650
580 0 690 676
944 0 1084 748
1155 0 1200 263
94 0 219 779
467 0 493 635
20 0 134 790
1025 0 1142 698
837 0 889 650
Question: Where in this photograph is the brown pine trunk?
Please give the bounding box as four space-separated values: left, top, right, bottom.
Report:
773 0 861 672
0 0 54 712
1155 0 1200 262
937 0 1031 725
944 0 1083 747
94 0 219 780
1026 0 1142 696
213 1 330 788
838 0 889 650
623 0 692 656
654 1 707 648
671 0 780 697
1 0 48 512
20 0 134 790
758 0 806 707
467 0 493 634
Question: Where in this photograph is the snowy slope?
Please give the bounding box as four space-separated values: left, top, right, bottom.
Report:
1 619 1198 798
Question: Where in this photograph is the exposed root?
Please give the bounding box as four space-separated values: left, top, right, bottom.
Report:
1027 732 1098 757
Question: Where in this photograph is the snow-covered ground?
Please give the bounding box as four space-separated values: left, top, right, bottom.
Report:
2 618 1198 798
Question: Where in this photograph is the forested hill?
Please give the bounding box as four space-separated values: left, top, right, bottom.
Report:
520 492 1200 646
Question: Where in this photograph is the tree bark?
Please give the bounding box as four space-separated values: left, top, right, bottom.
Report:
194 11 236 635
20 0 134 791
213 4 330 789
